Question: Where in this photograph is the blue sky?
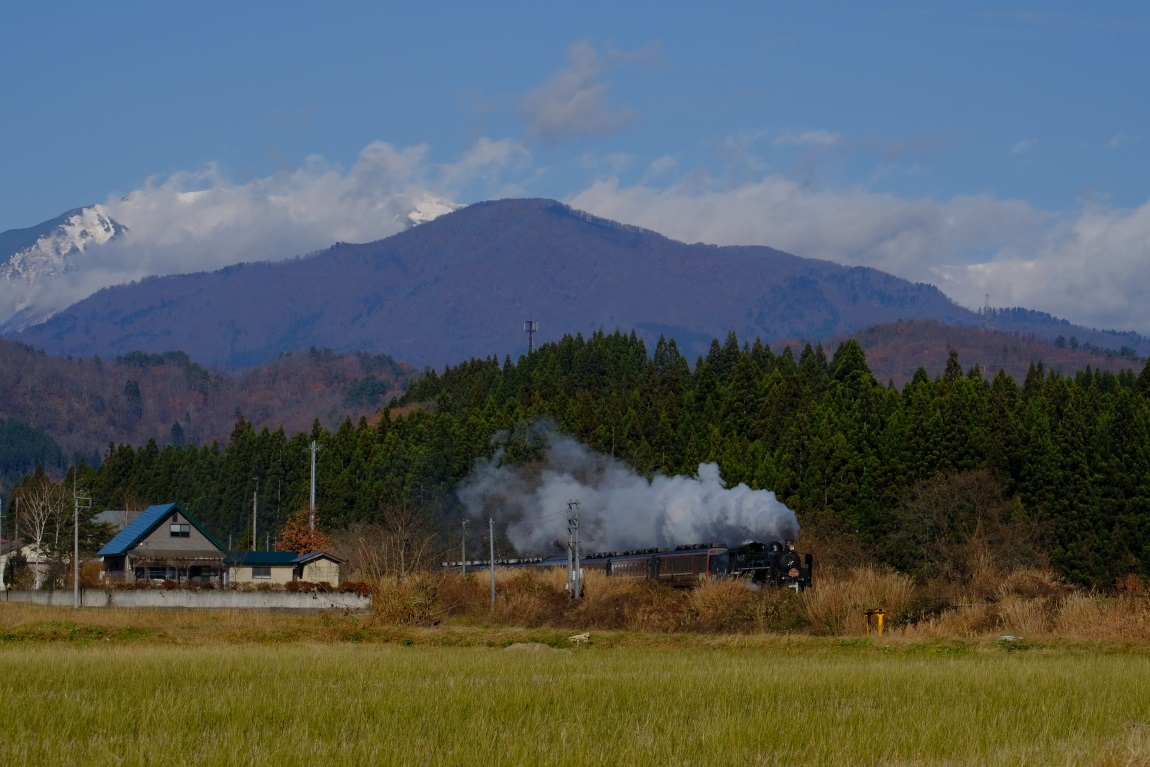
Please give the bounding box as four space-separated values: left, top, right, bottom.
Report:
3 1 1149 334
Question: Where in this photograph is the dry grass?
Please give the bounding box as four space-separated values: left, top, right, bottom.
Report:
10 563 1150 646
798 566 916 635
361 564 1150 644
369 568 806 633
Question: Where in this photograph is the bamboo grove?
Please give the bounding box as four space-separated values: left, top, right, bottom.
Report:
29 330 1150 588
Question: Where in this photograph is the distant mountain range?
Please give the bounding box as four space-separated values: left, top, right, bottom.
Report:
5 198 1149 370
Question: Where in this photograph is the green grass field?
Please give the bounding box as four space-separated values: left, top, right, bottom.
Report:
2 610 1150 766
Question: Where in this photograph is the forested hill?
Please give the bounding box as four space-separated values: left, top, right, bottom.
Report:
0 337 413 465
41 329 1150 589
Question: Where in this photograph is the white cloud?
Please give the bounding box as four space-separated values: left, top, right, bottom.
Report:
580 152 634 176
520 41 641 141
647 155 677 176
7 128 1150 341
1105 132 1136 149
1011 138 1037 156
568 175 1150 335
773 130 844 147
0 138 531 327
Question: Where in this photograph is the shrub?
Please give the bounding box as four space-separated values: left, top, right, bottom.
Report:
799 566 915 635
372 573 452 627
338 581 373 596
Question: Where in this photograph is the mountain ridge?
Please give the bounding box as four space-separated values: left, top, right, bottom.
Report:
7 198 1147 369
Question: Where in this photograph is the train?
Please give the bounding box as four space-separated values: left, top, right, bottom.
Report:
448 540 813 592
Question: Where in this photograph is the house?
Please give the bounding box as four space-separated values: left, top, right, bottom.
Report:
226 550 344 586
0 538 24 590
97 503 226 585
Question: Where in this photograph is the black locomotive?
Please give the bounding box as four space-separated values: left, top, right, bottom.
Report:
449 539 813 591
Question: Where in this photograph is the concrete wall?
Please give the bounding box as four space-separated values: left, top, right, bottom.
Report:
1 589 370 611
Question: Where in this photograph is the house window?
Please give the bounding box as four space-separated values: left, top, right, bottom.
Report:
252 566 271 579
170 524 190 538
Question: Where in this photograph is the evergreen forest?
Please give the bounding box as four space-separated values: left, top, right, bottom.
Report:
17 330 1150 589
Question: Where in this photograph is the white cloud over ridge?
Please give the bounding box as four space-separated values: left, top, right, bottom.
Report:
0 139 530 327
569 176 1150 335
4 132 1150 340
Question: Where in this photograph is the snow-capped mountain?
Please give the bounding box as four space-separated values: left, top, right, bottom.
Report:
405 193 463 227
0 205 126 283
0 194 462 332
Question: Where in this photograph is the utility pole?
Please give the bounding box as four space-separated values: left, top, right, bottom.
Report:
461 519 468 575
73 479 91 609
566 500 582 599
0 488 5 592
309 440 319 531
489 517 496 607
524 319 538 355
251 478 259 551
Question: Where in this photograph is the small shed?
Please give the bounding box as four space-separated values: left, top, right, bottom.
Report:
97 503 225 585
226 550 344 586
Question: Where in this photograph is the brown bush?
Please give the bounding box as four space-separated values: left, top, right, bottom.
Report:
372 573 454 627
491 569 569 627
286 580 329 593
338 580 374 596
914 602 1002 637
996 568 1068 600
1053 593 1150 640
799 566 916 635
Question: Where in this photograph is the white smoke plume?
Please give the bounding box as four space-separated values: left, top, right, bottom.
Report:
456 422 798 557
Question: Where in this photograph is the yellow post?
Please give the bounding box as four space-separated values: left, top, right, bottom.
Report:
865 609 886 636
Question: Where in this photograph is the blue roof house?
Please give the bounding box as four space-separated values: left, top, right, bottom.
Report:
97 503 226 585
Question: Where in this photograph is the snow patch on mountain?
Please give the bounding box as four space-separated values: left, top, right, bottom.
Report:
0 205 125 283
406 193 463 227
0 191 463 333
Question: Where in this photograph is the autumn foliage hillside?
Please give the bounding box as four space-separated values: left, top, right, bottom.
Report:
0 338 415 462
848 319 1142 386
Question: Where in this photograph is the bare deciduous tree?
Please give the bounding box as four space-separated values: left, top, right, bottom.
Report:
15 472 69 589
339 502 441 581
888 469 1043 591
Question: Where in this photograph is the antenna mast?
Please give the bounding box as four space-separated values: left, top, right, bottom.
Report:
983 294 991 331
524 319 538 355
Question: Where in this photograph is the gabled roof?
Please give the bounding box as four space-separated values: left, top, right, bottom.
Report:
225 551 299 567
223 550 346 567
97 503 225 556
293 551 346 565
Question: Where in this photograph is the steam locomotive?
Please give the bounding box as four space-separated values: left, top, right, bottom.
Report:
450 540 813 591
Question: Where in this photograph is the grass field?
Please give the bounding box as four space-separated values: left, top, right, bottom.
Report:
2 604 1150 765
